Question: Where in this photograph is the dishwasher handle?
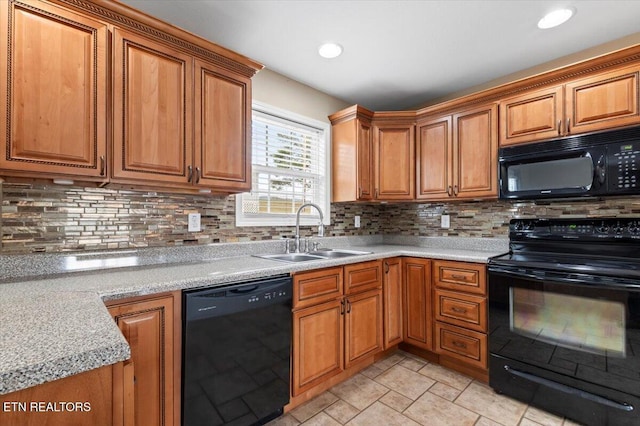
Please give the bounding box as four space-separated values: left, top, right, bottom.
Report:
184 275 292 321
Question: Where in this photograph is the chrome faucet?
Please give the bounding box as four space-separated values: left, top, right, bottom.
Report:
295 203 324 253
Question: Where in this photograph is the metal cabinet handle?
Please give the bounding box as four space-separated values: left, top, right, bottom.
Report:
557 120 562 135
566 118 571 134
453 185 459 196
358 187 362 198
187 165 193 182
451 274 467 280
452 341 467 349
195 167 201 184
451 307 468 314
340 299 345 315
99 155 105 176
347 299 351 314
375 188 379 198
384 262 389 273
447 185 453 196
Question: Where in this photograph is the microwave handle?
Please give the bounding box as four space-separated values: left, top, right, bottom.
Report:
595 154 606 185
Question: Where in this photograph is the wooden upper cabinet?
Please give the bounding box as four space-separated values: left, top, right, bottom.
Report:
373 122 415 200
567 65 640 135
454 103 498 199
416 103 497 200
416 115 452 199
499 85 564 146
112 27 193 185
0 0 107 180
330 106 374 202
500 65 640 146
194 59 251 192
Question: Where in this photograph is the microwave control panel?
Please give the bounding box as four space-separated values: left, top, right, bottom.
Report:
608 141 640 191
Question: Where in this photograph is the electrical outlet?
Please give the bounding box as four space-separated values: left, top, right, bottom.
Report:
441 214 450 229
188 213 201 232
354 215 361 228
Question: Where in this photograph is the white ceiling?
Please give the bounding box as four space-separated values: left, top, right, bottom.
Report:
119 0 640 111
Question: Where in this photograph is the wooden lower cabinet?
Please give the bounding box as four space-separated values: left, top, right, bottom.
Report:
403 258 432 350
383 257 403 348
345 289 383 367
0 365 115 426
292 262 383 397
107 291 181 426
293 299 344 395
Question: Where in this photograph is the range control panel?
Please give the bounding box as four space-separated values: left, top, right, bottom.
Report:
510 218 640 240
608 141 640 191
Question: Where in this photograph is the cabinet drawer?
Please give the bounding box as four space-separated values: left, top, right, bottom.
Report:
434 322 487 369
433 260 486 295
294 267 343 309
344 260 382 294
434 289 486 332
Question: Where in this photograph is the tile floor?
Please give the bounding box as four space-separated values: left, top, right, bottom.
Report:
268 351 582 426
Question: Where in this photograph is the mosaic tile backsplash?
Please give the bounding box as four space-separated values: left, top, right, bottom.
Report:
2 181 640 254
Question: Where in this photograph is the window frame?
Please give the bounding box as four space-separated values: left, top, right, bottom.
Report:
235 101 331 227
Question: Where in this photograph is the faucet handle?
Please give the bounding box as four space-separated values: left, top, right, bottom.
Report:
283 237 292 253
312 241 320 251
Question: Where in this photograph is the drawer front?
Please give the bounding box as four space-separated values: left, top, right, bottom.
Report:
433 260 486 295
293 267 343 309
435 322 487 369
434 289 487 332
344 260 382 295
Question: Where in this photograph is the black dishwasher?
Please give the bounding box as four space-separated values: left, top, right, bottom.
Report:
182 275 292 426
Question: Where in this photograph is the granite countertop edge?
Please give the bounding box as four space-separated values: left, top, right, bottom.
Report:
0 240 508 396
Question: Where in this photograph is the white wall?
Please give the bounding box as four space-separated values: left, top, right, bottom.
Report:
252 68 350 123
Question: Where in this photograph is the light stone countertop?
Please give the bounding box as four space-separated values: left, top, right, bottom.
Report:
0 236 508 395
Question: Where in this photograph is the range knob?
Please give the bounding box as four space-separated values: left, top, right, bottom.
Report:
596 221 610 234
612 221 626 234
629 221 640 234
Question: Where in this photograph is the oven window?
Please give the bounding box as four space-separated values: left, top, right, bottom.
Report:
510 288 626 357
506 156 593 191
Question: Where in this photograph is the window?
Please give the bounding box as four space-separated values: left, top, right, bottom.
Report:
235 101 330 227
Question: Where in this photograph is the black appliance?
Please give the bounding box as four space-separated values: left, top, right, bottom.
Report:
488 218 640 426
499 126 640 200
182 275 292 426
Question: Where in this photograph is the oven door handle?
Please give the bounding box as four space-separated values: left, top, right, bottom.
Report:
489 265 639 289
488 265 546 282
504 365 634 412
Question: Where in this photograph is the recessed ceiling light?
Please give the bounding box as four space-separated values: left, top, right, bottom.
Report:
538 8 574 29
318 42 343 59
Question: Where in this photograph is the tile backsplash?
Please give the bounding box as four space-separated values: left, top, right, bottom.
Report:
2 181 640 254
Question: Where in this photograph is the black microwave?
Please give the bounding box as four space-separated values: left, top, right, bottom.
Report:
499 126 640 200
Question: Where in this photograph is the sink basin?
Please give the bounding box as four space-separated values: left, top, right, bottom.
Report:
307 249 373 259
254 249 372 263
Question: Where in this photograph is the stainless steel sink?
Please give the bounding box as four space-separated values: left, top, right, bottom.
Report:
254 249 372 263
307 249 373 259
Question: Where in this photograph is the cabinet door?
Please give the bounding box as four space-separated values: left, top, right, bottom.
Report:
402 258 432 350
0 0 107 179
499 85 564 146
108 293 179 426
345 289 383 367
454 104 498 199
293 299 344 396
383 258 403 349
374 123 415 200
416 115 452 199
566 65 640 135
356 119 374 200
112 28 193 185
195 59 251 192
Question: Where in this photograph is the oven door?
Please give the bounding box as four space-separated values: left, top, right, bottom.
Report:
488 266 640 426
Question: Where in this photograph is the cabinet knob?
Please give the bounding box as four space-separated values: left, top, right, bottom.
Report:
447 185 453 196
557 120 562 135
453 185 459 196
566 118 571 134
187 165 193 182
100 155 105 176
195 167 201 184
